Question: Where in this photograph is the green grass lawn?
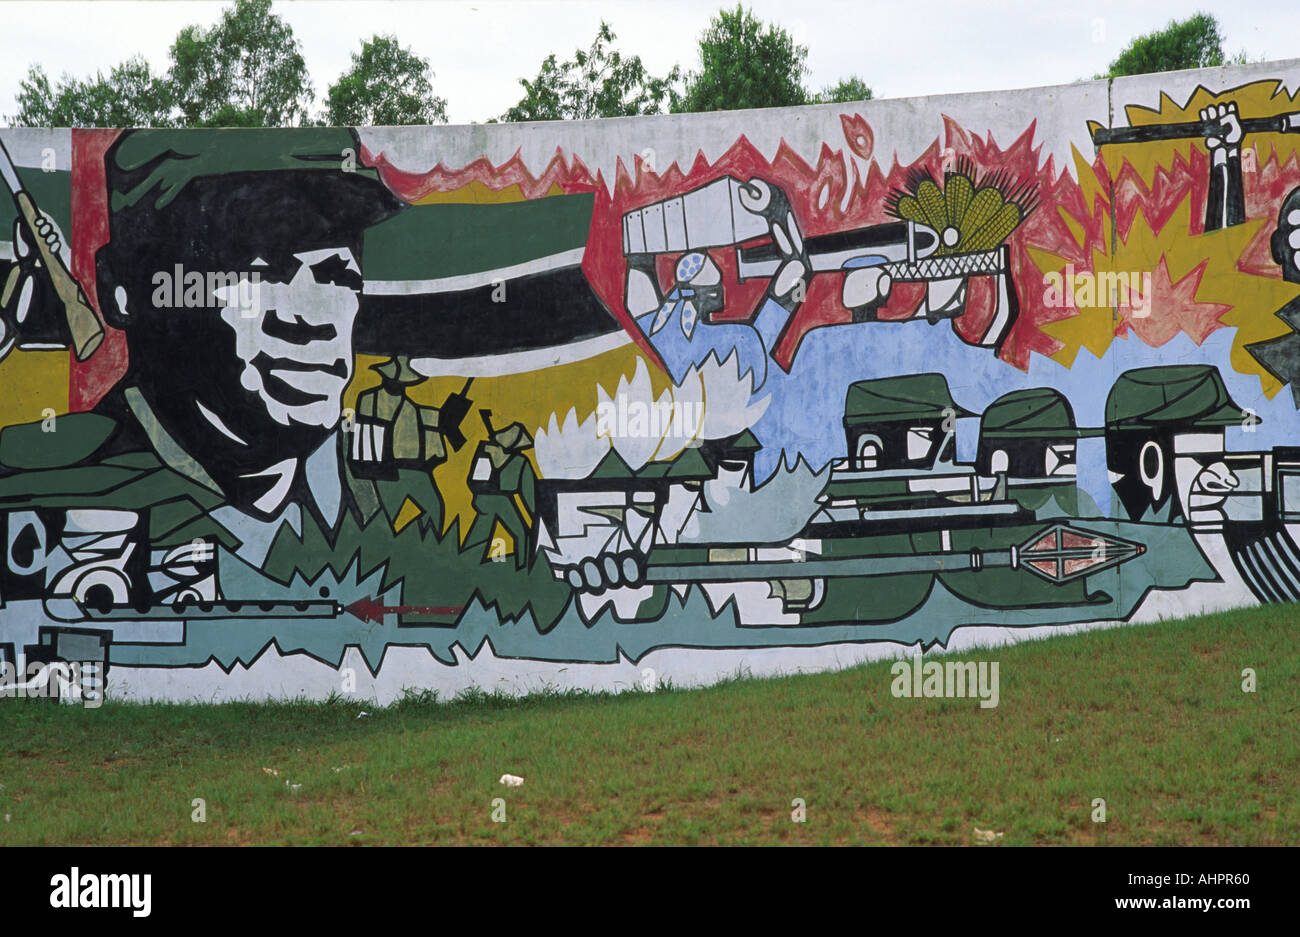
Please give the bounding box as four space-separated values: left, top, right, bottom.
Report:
2 604 1296 845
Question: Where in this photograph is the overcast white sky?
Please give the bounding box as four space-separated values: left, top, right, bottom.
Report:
2 0 1298 125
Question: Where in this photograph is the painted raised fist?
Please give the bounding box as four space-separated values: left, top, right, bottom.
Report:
1202 101 1243 153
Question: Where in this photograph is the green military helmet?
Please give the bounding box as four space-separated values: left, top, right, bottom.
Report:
590 448 636 480
637 445 713 481
700 427 762 475
712 426 759 454
1105 365 1252 431
491 421 534 454
481 422 535 472
980 387 1101 441
843 373 975 430
371 355 425 386
715 428 761 453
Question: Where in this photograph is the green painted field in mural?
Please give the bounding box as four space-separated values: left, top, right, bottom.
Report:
1 605 1295 846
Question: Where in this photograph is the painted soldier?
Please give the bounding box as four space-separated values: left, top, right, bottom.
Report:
0 129 505 624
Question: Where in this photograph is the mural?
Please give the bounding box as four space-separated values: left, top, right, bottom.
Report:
3 60 1300 702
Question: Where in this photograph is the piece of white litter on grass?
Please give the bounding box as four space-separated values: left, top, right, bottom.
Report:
357 712 369 719
4 814 10 822
972 826 1004 843
286 781 302 790
349 830 362 836
262 767 279 777
499 774 525 787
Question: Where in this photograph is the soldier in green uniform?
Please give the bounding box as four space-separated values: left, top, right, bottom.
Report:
976 386 1103 517
350 354 475 536
976 387 1095 479
840 373 973 471
0 128 568 636
465 415 538 569
1104 365 1250 524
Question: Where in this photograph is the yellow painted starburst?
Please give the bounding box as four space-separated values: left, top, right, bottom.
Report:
1039 120 1300 393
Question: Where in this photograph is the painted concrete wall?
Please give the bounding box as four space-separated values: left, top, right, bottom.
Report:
2 58 1300 703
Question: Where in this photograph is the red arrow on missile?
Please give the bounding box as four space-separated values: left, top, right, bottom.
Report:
344 597 464 623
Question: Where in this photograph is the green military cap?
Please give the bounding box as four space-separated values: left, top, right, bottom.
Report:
96 128 406 317
980 387 1101 440
843 373 974 427
107 127 390 213
1105 365 1251 430
361 191 594 285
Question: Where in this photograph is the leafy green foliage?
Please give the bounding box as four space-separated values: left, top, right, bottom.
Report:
502 21 680 122
815 76 874 105
168 0 314 127
1101 12 1245 79
8 1 888 127
10 57 174 127
324 35 447 127
674 5 811 113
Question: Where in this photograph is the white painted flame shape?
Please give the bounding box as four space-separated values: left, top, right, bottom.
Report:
533 350 770 479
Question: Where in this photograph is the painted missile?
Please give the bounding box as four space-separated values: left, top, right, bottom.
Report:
641 523 1144 586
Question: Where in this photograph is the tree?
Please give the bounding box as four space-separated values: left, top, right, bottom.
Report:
9 57 173 127
815 76 874 105
502 21 680 122
674 5 810 113
324 35 447 126
169 0 314 127
1101 12 1246 79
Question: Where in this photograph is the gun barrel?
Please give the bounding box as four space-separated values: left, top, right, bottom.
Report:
736 221 939 280
0 138 22 196
1091 114 1299 147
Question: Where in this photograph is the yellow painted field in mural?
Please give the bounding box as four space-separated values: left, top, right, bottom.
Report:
345 341 675 540
0 349 68 426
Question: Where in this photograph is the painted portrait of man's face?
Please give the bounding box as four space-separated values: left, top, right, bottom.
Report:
216 245 363 432
96 136 404 490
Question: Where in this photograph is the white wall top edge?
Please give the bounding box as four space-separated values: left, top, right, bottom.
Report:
3 58 1299 192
